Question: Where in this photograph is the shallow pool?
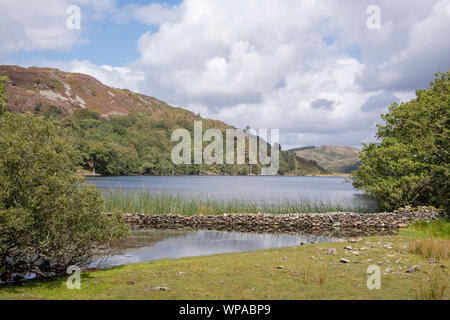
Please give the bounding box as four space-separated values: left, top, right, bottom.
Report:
94 229 337 268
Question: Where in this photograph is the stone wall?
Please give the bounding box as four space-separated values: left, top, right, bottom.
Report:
120 206 442 237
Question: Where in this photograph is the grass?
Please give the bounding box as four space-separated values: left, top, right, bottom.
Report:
409 239 449 260
415 273 448 300
402 218 450 261
100 190 377 215
0 225 448 300
402 218 450 239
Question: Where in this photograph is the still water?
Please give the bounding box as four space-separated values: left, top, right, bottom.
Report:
86 175 365 203
96 229 337 268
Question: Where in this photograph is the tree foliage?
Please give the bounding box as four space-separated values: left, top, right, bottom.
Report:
352 71 450 212
0 112 129 279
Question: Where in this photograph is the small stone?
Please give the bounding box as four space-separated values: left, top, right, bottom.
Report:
276 265 285 269
428 260 436 264
340 258 350 263
359 247 369 251
283 257 288 260
146 286 169 291
126 280 135 285
344 246 352 250
326 248 337 255
405 265 421 273
351 251 360 256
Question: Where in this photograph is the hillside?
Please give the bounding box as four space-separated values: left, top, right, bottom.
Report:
0 65 327 176
291 145 361 174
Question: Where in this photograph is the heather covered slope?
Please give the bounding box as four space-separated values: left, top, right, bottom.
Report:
0 65 327 176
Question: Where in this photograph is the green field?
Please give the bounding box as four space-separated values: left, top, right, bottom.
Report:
0 219 448 300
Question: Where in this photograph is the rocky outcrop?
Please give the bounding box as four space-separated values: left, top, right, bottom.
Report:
119 206 442 237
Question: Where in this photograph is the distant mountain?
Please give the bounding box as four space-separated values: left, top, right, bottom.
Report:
0 65 327 176
290 145 361 174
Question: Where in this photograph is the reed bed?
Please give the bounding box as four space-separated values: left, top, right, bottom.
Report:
100 189 377 215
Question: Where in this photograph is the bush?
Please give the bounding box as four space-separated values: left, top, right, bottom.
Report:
0 112 129 280
351 71 450 212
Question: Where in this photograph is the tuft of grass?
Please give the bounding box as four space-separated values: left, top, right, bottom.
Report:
409 239 449 260
100 190 376 215
415 273 447 300
404 218 450 240
291 264 327 285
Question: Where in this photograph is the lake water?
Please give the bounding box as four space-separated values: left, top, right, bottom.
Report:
86 175 367 204
95 229 337 268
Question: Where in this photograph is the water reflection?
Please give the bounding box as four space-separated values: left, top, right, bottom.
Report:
95 229 336 268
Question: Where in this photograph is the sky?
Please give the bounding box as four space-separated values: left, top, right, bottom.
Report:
0 0 449 149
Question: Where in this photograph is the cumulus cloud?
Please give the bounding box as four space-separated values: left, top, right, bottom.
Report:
0 0 117 53
310 99 336 110
360 92 399 112
3 0 448 148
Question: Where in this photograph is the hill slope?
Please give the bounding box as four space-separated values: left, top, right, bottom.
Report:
0 65 327 176
292 145 361 174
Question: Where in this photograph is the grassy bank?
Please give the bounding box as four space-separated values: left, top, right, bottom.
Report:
100 190 377 215
0 221 448 300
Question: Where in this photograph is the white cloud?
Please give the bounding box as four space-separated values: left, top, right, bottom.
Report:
3 0 448 147
0 0 116 53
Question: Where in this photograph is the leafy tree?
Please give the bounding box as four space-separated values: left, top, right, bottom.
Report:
0 112 129 279
351 71 449 212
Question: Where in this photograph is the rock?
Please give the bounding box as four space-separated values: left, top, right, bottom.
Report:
348 237 362 243
146 286 169 291
428 260 436 264
126 280 135 285
344 246 352 250
351 251 360 256
326 248 337 255
276 265 285 269
397 223 408 228
359 247 369 251
405 265 421 273
340 258 350 263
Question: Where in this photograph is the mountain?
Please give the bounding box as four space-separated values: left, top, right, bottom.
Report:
0 65 328 176
290 145 361 174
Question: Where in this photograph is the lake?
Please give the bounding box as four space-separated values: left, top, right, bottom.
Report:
94 229 337 268
86 175 366 203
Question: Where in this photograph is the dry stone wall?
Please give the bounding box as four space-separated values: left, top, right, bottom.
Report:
118 206 442 237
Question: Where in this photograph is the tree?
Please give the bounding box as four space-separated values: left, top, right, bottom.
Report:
351 71 450 212
0 112 129 280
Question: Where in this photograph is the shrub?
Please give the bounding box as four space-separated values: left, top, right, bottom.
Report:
352 71 450 212
0 112 129 280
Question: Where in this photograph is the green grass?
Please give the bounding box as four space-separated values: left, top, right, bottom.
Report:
399 218 450 239
0 232 448 300
100 190 377 215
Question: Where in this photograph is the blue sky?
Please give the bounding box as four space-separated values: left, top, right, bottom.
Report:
2 0 181 67
0 0 448 148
